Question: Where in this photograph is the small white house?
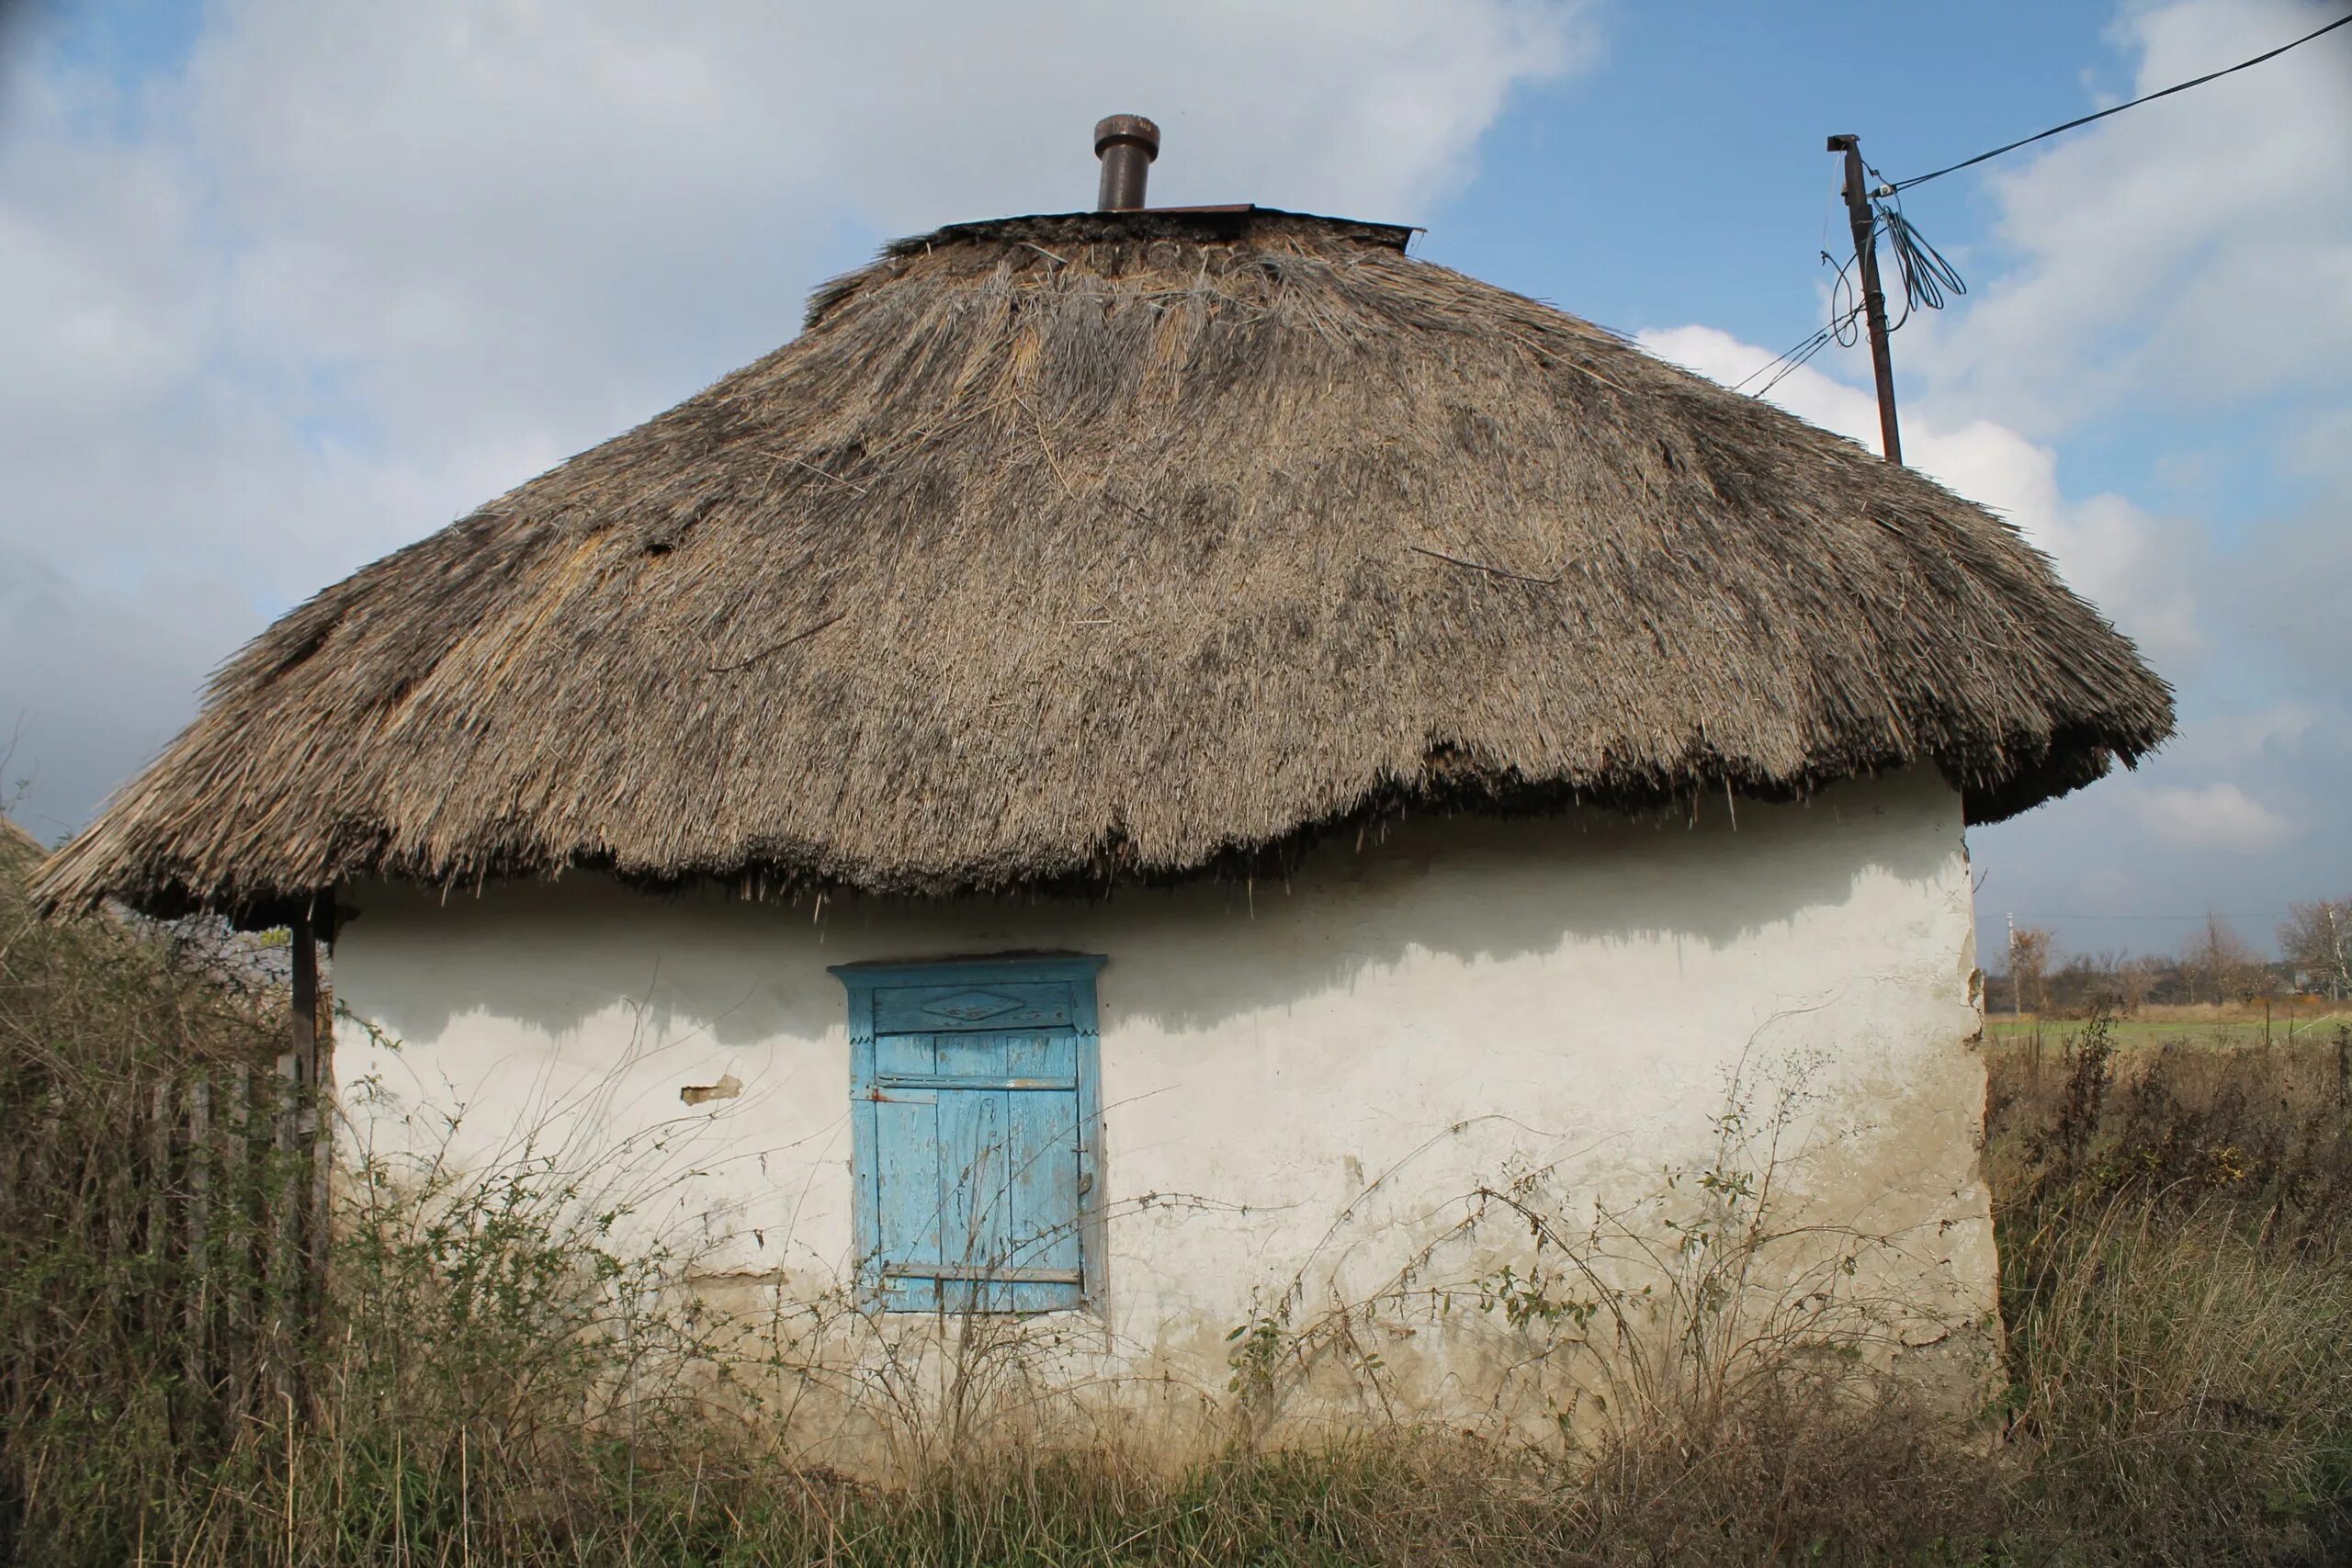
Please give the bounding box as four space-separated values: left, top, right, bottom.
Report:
41 121 2170 1454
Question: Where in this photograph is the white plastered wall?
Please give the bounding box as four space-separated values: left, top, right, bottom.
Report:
334 768 1995 1455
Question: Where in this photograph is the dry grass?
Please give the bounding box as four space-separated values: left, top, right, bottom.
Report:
1984 1016 2352 1565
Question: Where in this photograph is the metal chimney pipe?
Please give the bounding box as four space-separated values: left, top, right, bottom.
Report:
1093 114 1159 211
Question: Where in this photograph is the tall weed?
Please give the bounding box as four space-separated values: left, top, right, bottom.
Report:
1988 1013 2352 1565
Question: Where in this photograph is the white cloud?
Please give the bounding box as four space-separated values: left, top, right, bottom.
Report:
1916 0 2352 432
0 0 1599 835
2122 783 2293 853
175 0 1591 465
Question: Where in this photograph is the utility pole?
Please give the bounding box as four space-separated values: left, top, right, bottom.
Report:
1826 134 1902 464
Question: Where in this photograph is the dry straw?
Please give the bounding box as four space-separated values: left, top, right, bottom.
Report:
37 208 2171 924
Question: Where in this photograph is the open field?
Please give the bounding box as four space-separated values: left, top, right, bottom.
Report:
1988 1003 2352 1050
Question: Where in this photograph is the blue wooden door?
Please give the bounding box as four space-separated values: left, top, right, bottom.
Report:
834 956 1103 1314
869 1029 1083 1312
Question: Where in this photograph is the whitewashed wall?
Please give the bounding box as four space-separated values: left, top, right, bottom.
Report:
334 768 1995 1453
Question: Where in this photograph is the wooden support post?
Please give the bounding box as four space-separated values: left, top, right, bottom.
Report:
291 900 334 1314
290 907 318 1089
1826 133 1903 465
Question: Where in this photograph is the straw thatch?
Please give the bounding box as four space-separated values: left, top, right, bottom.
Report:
38 207 2170 924
1 818 41 876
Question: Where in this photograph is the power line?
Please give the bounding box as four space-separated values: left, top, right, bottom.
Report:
1730 243 1869 397
1736 16 2346 403
1886 11 2352 193
1733 307 1860 398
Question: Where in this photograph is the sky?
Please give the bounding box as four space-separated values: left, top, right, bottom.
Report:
1 0 2346 966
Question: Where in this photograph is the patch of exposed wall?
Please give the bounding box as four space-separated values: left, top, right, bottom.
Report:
334 769 1993 1461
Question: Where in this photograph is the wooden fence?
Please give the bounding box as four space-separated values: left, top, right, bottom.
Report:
129 1052 332 1423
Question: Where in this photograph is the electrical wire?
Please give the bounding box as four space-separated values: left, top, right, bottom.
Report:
1732 236 1897 398
1736 14 2343 405
1885 10 2352 193
1733 248 1863 399
1875 194 1966 324
1825 246 1862 346
1736 317 1847 399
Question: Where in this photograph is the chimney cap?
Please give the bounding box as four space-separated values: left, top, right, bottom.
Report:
1093 114 1160 161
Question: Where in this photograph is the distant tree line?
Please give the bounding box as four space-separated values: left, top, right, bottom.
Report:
1985 898 2352 1016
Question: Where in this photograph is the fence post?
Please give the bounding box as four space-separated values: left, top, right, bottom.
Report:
224 1062 252 1416
149 1078 172 1347
187 1073 212 1402
2336 1024 2349 1115
272 1050 301 1407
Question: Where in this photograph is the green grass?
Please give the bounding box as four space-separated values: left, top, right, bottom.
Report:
1986 1012 2352 1048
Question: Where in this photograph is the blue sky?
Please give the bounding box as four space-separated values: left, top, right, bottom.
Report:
3 0 2347 967
1435 4 2114 332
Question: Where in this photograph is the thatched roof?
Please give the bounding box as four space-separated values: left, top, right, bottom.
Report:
1 818 42 879
39 207 2171 924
